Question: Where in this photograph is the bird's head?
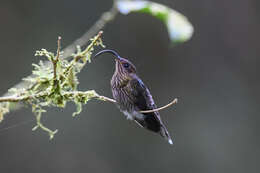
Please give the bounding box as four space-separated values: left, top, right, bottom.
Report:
94 49 137 78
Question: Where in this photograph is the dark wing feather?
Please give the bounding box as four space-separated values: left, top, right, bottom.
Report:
129 78 162 132
129 78 152 110
129 77 173 144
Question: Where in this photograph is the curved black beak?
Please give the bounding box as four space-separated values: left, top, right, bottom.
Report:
94 49 121 60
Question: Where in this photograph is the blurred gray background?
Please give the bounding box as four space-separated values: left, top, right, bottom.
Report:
0 0 259 172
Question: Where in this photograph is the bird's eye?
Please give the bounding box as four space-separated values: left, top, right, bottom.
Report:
123 63 130 69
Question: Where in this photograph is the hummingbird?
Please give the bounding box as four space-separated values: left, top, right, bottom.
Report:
95 49 173 145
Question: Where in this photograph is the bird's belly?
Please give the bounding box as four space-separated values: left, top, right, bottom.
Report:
122 110 144 121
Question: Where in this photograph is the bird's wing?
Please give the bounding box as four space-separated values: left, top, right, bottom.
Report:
129 78 172 143
129 78 163 128
129 78 156 111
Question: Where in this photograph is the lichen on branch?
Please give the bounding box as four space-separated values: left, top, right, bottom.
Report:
0 31 108 139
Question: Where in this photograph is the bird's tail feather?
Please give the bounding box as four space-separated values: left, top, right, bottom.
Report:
160 125 173 145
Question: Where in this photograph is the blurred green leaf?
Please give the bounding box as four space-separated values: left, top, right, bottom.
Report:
116 0 194 43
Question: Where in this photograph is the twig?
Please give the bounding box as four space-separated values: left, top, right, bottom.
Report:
75 31 103 61
0 95 30 102
0 92 49 103
62 2 118 59
140 98 178 113
94 94 117 103
53 36 62 82
56 36 61 59
62 31 104 77
0 91 177 114
94 93 178 114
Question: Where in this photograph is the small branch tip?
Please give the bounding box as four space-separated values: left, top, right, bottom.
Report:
140 98 178 114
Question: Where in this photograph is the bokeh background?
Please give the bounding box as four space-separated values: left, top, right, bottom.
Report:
0 0 259 172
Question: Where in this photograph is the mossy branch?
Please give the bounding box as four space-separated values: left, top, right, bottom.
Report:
0 31 108 139
1 0 119 108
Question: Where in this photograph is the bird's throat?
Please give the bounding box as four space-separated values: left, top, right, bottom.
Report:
118 77 130 88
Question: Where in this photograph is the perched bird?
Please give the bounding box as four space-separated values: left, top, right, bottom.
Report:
95 49 173 145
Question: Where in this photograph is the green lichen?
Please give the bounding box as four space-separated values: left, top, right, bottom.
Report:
0 32 105 139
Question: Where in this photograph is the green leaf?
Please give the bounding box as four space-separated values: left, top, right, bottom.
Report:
116 0 193 43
